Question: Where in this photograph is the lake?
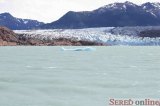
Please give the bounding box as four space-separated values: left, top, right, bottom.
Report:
0 46 160 106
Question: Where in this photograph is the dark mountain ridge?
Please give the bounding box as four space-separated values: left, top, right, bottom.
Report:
41 1 160 29
0 12 44 30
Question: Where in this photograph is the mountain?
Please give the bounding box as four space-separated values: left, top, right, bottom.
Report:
41 1 160 29
0 13 44 30
141 2 160 17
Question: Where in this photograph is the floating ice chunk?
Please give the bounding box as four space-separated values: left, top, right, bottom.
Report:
61 47 96 51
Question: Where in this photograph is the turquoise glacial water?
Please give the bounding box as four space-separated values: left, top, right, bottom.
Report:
0 46 160 106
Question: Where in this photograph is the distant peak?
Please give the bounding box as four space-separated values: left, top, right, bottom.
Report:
96 1 137 12
1 12 10 15
66 11 76 15
0 12 12 17
143 2 160 4
124 1 137 6
142 2 154 6
142 2 160 9
125 1 133 4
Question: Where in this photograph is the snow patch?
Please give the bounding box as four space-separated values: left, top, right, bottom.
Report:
24 20 29 24
152 3 160 9
146 10 157 17
143 6 147 9
123 5 126 9
150 12 157 17
17 19 21 23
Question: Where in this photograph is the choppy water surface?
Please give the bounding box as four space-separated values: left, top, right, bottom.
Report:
0 46 160 106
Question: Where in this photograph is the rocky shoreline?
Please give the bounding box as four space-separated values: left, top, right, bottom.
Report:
0 27 104 46
0 27 18 46
1 26 160 46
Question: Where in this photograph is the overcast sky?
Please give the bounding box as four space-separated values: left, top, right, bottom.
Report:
0 0 160 23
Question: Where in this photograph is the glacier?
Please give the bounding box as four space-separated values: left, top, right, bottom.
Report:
14 27 160 46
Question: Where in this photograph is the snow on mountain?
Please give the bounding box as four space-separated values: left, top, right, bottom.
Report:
23 20 29 24
142 2 160 17
41 1 160 29
97 1 137 12
149 3 160 10
97 1 160 15
0 13 44 30
16 19 29 24
97 1 160 17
